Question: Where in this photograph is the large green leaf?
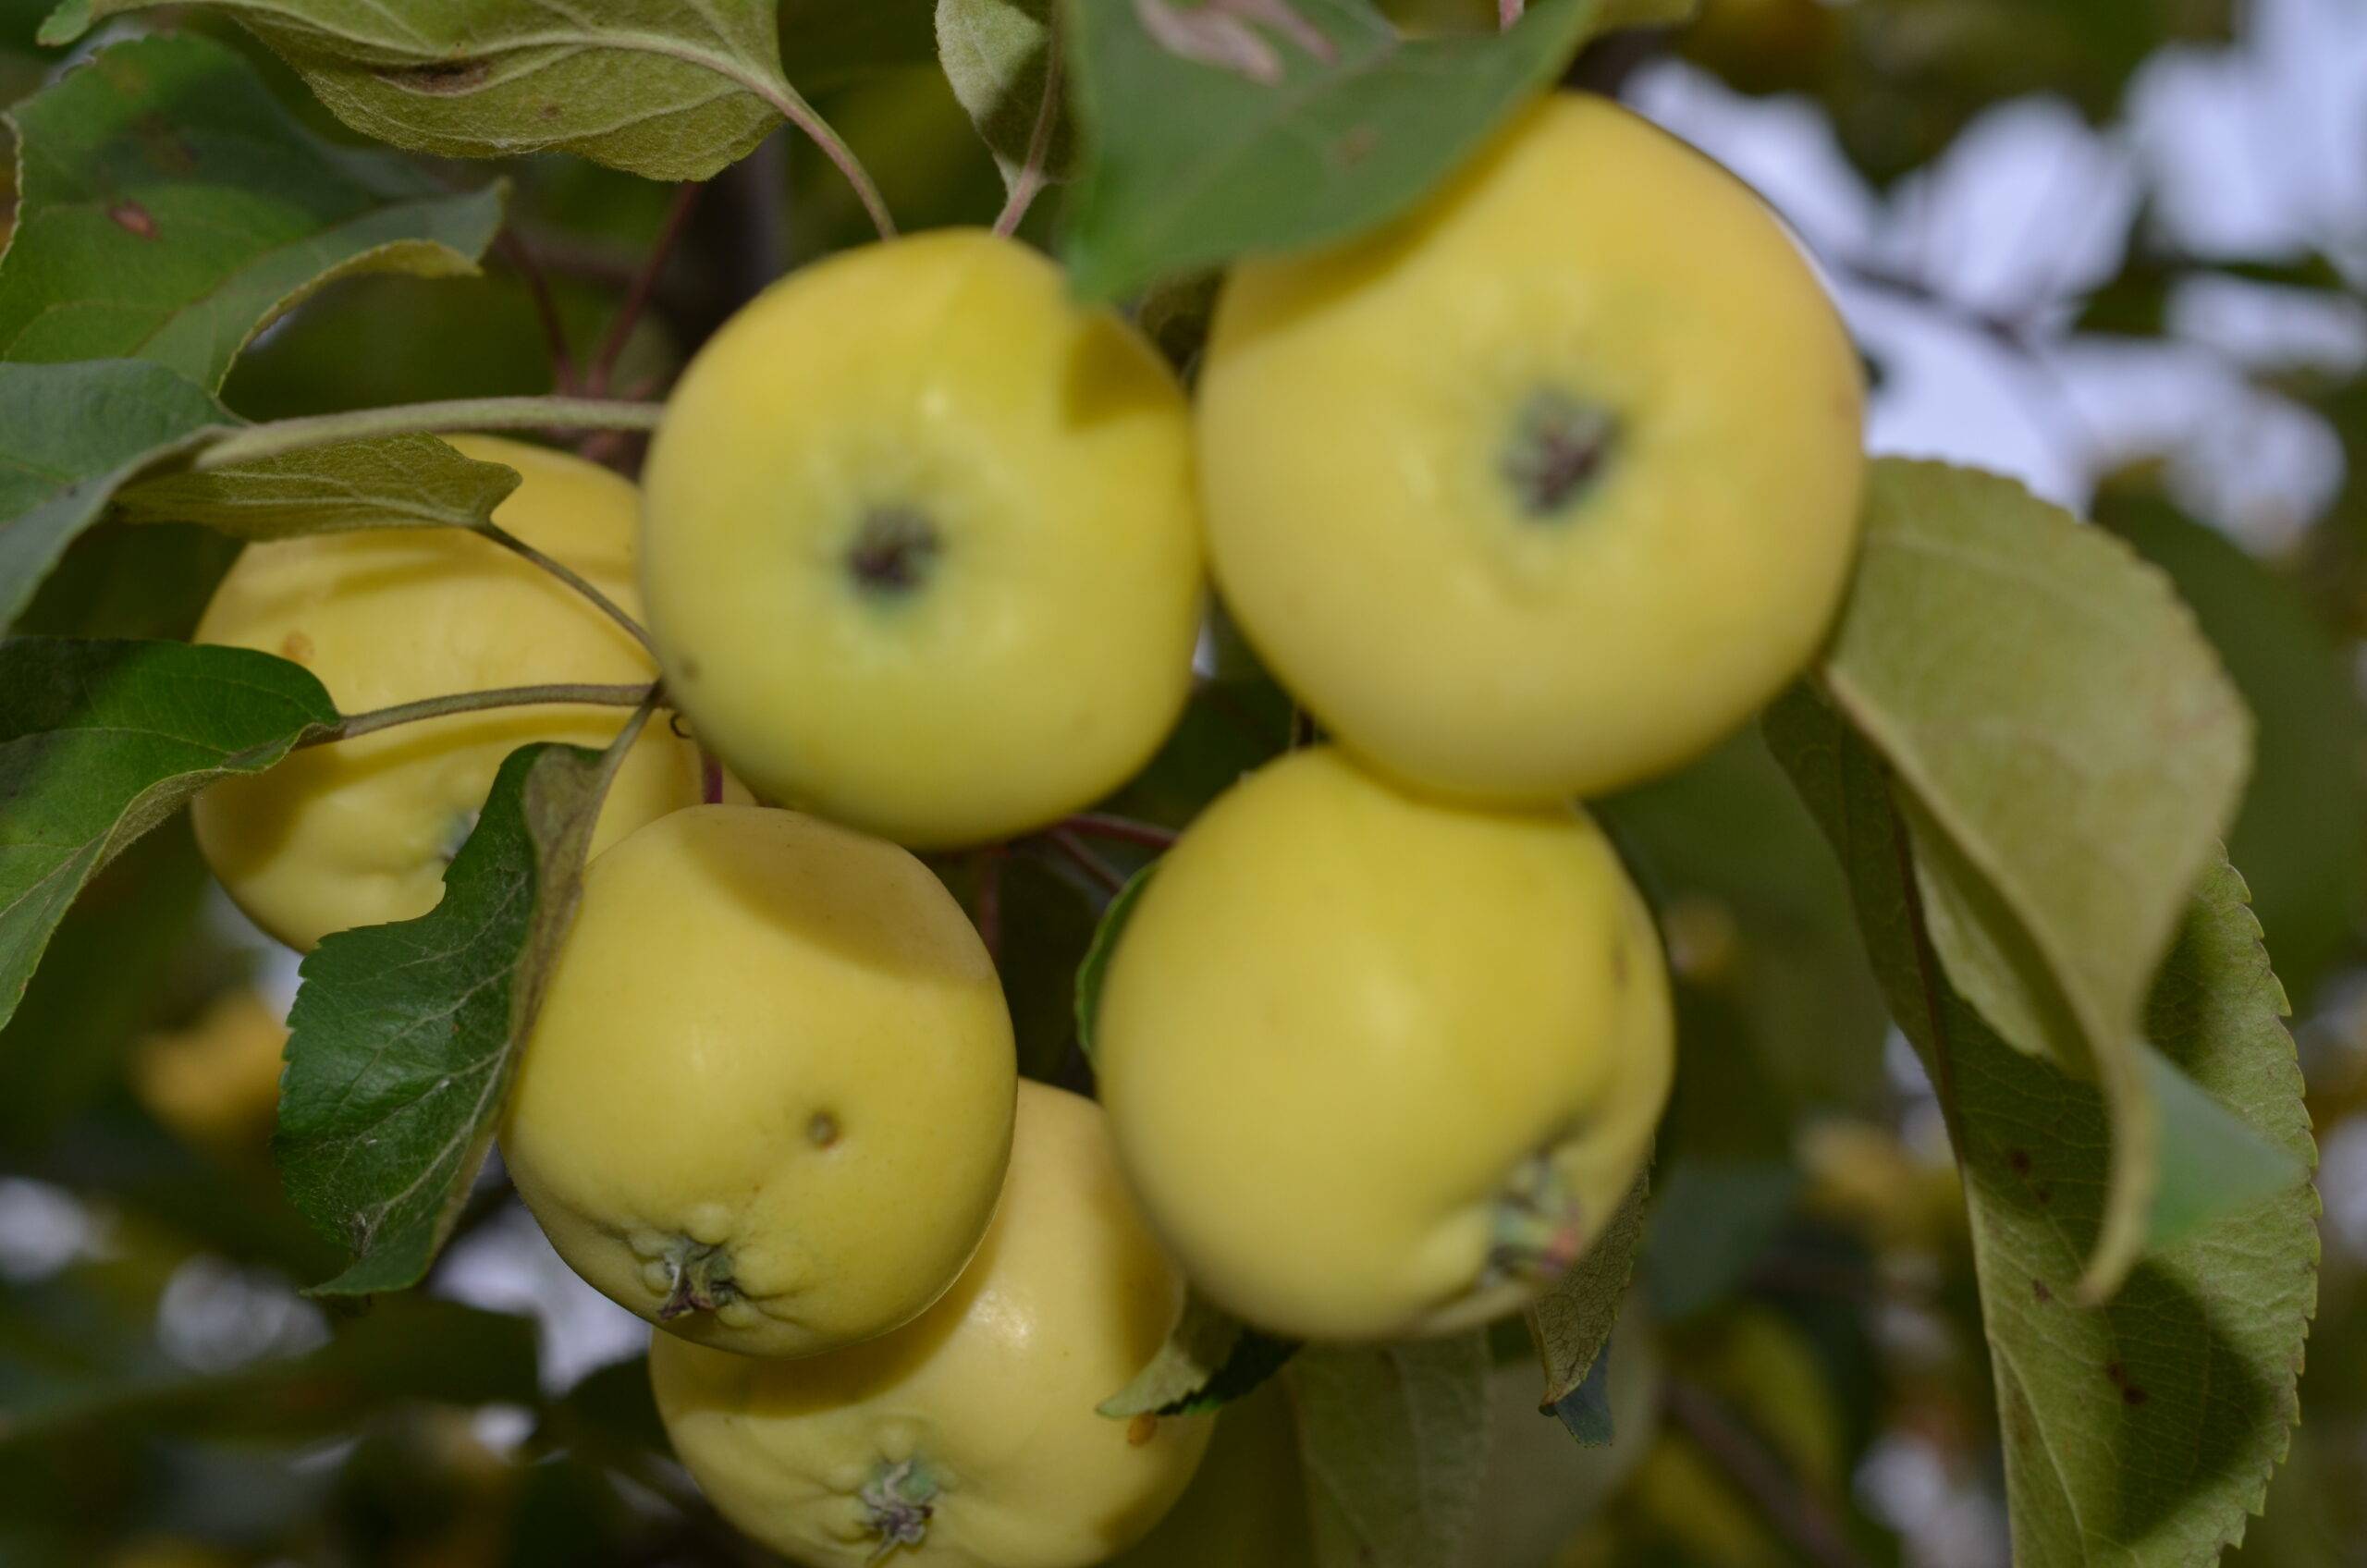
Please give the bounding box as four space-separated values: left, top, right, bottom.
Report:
1821 460 2252 1296
0 34 505 393
277 732 644 1295
40 0 800 182
1769 691 2316 1567
1061 0 1627 300
1293 1333 1492 1568
0 636 337 1033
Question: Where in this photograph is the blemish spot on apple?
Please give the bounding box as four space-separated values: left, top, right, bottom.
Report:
808 1109 841 1148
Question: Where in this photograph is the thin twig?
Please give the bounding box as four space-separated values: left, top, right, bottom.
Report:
313 681 657 746
495 230 577 391
696 57 894 240
1662 1376 1870 1568
193 398 665 471
994 21 1064 237
589 183 704 397
1043 827 1128 895
1059 813 1179 850
474 521 656 656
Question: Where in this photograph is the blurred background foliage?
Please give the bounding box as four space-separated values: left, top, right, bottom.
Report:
2 0 2363 1564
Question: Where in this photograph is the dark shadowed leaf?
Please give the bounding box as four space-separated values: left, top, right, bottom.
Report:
1073 862 1154 1062
1294 1333 1491 1568
1527 1170 1647 1438
40 0 797 182
0 34 505 392
1100 1289 1298 1418
0 636 336 1032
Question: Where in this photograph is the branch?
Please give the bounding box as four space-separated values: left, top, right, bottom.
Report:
1041 827 1128 895
494 229 577 390
192 398 666 472
588 183 704 397
1059 812 1179 850
1662 1376 1870 1568
312 681 658 746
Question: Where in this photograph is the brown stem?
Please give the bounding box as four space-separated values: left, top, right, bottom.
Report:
495 229 577 391
1043 827 1127 895
1059 813 1179 850
474 521 656 656
313 682 657 746
1662 1376 1870 1568
589 183 704 398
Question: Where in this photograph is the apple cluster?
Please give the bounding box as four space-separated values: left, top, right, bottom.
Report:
191 92 1863 1567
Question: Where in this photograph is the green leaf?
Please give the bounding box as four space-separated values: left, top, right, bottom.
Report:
0 34 506 393
40 0 798 183
1820 459 2251 1296
1099 1290 1299 1418
0 360 233 633
277 732 644 1295
1061 0 1614 300
0 636 337 1033
1293 1333 1491 1568
938 0 1073 194
113 432 522 539
1073 861 1154 1062
1768 691 2316 1566
1526 1170 1647 1439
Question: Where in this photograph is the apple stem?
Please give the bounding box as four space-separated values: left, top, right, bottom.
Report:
315 682 660 746
474 521 658 656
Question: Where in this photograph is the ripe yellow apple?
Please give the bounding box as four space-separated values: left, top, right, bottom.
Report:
1096 747 1674 1341
650 1081 1212 1567
640 228 1205 850
131 985 288 1158
1196 94 1866 804
504 804 1016 1360
1108 1380 1309 1568
190 435 703 950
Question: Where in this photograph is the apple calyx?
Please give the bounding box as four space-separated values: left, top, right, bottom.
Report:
1502 388 1619 518
860 1456 938 1560
656 1240 740 1321
1485 1149 1589 1285
847 505 941 595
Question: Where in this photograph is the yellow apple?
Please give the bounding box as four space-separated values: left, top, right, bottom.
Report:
131 985 288 1158
1097 746 1674 1341
503 803 1015 1360
640 228 1205 850
190 435 702 950
1196 94 1866 804
650 1081 1211 1567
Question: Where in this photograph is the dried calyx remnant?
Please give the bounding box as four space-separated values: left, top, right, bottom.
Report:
1485 1149 1588 1285
848 505 942 595
1502 388 1620 518
657 1239 740 1320
861 1456 939 1556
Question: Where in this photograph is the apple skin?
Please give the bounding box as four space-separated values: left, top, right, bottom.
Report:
190 434 703 951
650 1081 1212 1568
1196 93 1866 805
504 803 1017 1361
1097 746 1674 1342
639 228 1206 850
